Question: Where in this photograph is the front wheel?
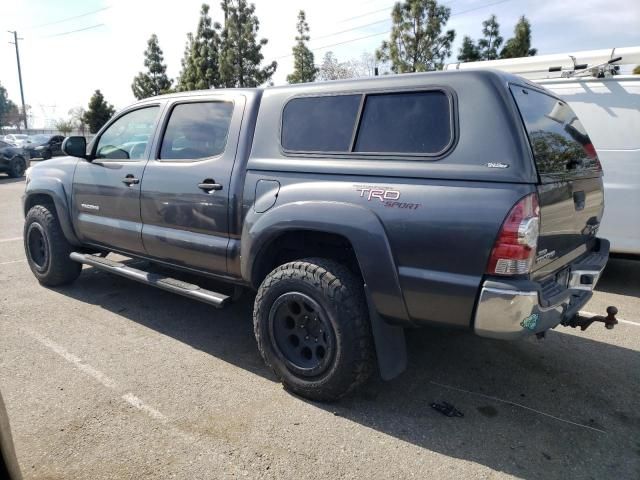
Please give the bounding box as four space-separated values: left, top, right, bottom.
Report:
7 156 26 178
254 258 374 401
24 204 82 286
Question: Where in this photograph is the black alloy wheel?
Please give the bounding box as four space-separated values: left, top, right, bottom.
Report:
26 222 49 272
269 292 335 377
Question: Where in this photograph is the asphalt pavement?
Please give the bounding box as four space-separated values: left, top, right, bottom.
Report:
0 174 638 479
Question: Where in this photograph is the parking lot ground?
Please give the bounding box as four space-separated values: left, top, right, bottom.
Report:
1 175 639 479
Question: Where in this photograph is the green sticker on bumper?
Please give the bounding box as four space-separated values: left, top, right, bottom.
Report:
520 313 539 331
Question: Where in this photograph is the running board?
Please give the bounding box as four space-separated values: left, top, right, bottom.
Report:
69 252 230 308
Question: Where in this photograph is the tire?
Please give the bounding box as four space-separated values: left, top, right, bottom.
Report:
7 156 26 178
42 149 52 160
254 258 375 401
24 204 82 286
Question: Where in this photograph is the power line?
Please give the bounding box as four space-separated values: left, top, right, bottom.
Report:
338 5 394 23
44 24 106 38
274 0 517 61
450 0 514 17
27 6 111 30
313 18 389 42
338 0 463 23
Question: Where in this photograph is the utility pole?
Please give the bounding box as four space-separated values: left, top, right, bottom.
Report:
8 30 28 130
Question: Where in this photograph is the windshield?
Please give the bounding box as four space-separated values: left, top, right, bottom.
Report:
510 86 601 182
30 135 50 143
13 134 28 140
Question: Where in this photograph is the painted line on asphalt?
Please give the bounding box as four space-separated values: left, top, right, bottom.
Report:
0 236 22 243
430 380 606 434
23 327 119 389
0 259 25 265
21 327 169 424
121 393 167 422
579 311 637 326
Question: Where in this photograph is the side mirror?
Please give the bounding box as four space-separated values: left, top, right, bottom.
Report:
62 136 87 159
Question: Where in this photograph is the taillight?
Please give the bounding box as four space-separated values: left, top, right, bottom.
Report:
486 193 540 276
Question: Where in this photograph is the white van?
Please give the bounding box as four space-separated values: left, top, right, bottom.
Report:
447 47 640 255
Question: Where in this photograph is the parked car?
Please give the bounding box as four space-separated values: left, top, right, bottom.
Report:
0 140 28 178
3 134 30 148
22 70 611 401
25 135 65 160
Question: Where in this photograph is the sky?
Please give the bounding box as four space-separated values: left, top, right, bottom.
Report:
1 0 638 128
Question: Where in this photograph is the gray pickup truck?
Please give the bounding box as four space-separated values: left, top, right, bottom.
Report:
22 70 613 401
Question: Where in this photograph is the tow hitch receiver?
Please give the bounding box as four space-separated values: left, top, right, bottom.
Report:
566 306 618 331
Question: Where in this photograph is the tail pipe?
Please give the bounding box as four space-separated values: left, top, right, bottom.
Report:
565 306 619 331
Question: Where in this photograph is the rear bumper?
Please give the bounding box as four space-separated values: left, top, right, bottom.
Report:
474 238 609 339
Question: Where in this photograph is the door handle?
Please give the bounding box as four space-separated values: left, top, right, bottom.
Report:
122 174 139 186
198 179 223 193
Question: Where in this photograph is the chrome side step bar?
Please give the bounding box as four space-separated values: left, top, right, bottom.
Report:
69 252 230 308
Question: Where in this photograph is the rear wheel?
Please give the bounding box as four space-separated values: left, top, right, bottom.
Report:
24 204 82 286
254 258 374 401
7 156 26 178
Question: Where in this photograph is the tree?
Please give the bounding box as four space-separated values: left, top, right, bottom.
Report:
287 10 317 84
318 52 356 80
55 119 74 136
477 14 502 61
3 104 30 131
132 34 173 99
83 90 115 134
500 15 537 59
69 107 87 135
457 36 481 62
178 4 222 91
376 0 455 73
219 0 277 87
0 82 18 128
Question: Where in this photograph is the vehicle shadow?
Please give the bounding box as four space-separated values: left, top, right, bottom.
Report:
55 264 640 480
596 256 640 297
0 176 25 184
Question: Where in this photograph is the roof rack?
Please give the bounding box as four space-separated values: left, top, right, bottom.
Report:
445 46 640 80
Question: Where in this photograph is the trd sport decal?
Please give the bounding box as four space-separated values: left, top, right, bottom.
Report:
354 185 421 210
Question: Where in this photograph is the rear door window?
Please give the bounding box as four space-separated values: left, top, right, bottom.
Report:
281 95 361 152
354 91 452 154
159 101 234 161
510 86 601 181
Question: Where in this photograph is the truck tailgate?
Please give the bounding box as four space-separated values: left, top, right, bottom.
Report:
510 85 604 275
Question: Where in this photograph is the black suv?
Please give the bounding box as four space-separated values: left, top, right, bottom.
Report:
22 70 610 400
25 134 65 160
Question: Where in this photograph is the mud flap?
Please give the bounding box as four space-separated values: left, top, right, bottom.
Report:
365 286 407 381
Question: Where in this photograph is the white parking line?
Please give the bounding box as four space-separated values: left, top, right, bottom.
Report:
121 393 167 422
21 327 169 424
0 236 22 243
0 259 25 265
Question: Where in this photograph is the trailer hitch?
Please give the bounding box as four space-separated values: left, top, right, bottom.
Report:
566 306 618 331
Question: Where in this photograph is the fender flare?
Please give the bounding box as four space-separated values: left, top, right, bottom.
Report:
242 201 408 380
23 177 81 246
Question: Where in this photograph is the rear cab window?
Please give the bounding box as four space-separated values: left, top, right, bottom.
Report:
281 95 361 152
281 90 453 156
510 86 602 182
